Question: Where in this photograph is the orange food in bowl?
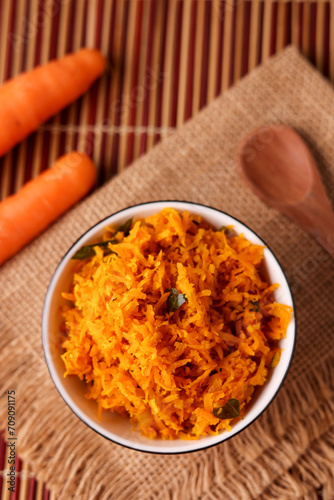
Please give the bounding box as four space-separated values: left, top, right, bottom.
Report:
61 208 292 440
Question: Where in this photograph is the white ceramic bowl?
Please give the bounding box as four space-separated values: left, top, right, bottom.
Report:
42 201 296 454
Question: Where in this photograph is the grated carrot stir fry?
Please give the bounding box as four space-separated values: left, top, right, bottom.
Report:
61 208 292 439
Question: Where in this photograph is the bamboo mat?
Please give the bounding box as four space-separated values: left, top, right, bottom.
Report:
0 1 334 500
1 0 334 201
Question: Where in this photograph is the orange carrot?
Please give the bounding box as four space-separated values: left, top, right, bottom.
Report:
0 48 106 157
0 151 96 265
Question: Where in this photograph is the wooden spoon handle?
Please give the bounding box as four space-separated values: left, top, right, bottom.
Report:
309 211 334 259
287 200 334 259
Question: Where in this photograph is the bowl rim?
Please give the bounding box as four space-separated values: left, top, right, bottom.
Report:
42 200 297 454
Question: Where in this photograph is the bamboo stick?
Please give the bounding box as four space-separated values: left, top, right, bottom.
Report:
133 0 151 160
316 2 325 73
330 1 334 82
261 1 272 62
104 0 126 179
160 0 177 131
248 0 261 71
276 2 286 52
221 0 234 92
207 0 220 102
176 0 192 126
118 0 139 171
146 0 165 151
192 0 205 115
234 0 245 83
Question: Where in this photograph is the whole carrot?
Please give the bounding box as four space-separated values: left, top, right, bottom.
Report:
0 48 106 157
0 151 96 265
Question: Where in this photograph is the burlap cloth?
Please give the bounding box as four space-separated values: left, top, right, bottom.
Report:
1 46 334 500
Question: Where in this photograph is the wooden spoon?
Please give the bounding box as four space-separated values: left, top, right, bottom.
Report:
237 125 334 258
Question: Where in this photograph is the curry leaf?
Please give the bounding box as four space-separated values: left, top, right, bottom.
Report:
71 218 133 260
114 218 133 237
72 241 117 260
251 300 260 312
270 352 281 368
219 226 234 237
166 288 187 313
213 399 240 419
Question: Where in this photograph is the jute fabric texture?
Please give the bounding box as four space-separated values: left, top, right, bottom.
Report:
1 47 333 500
